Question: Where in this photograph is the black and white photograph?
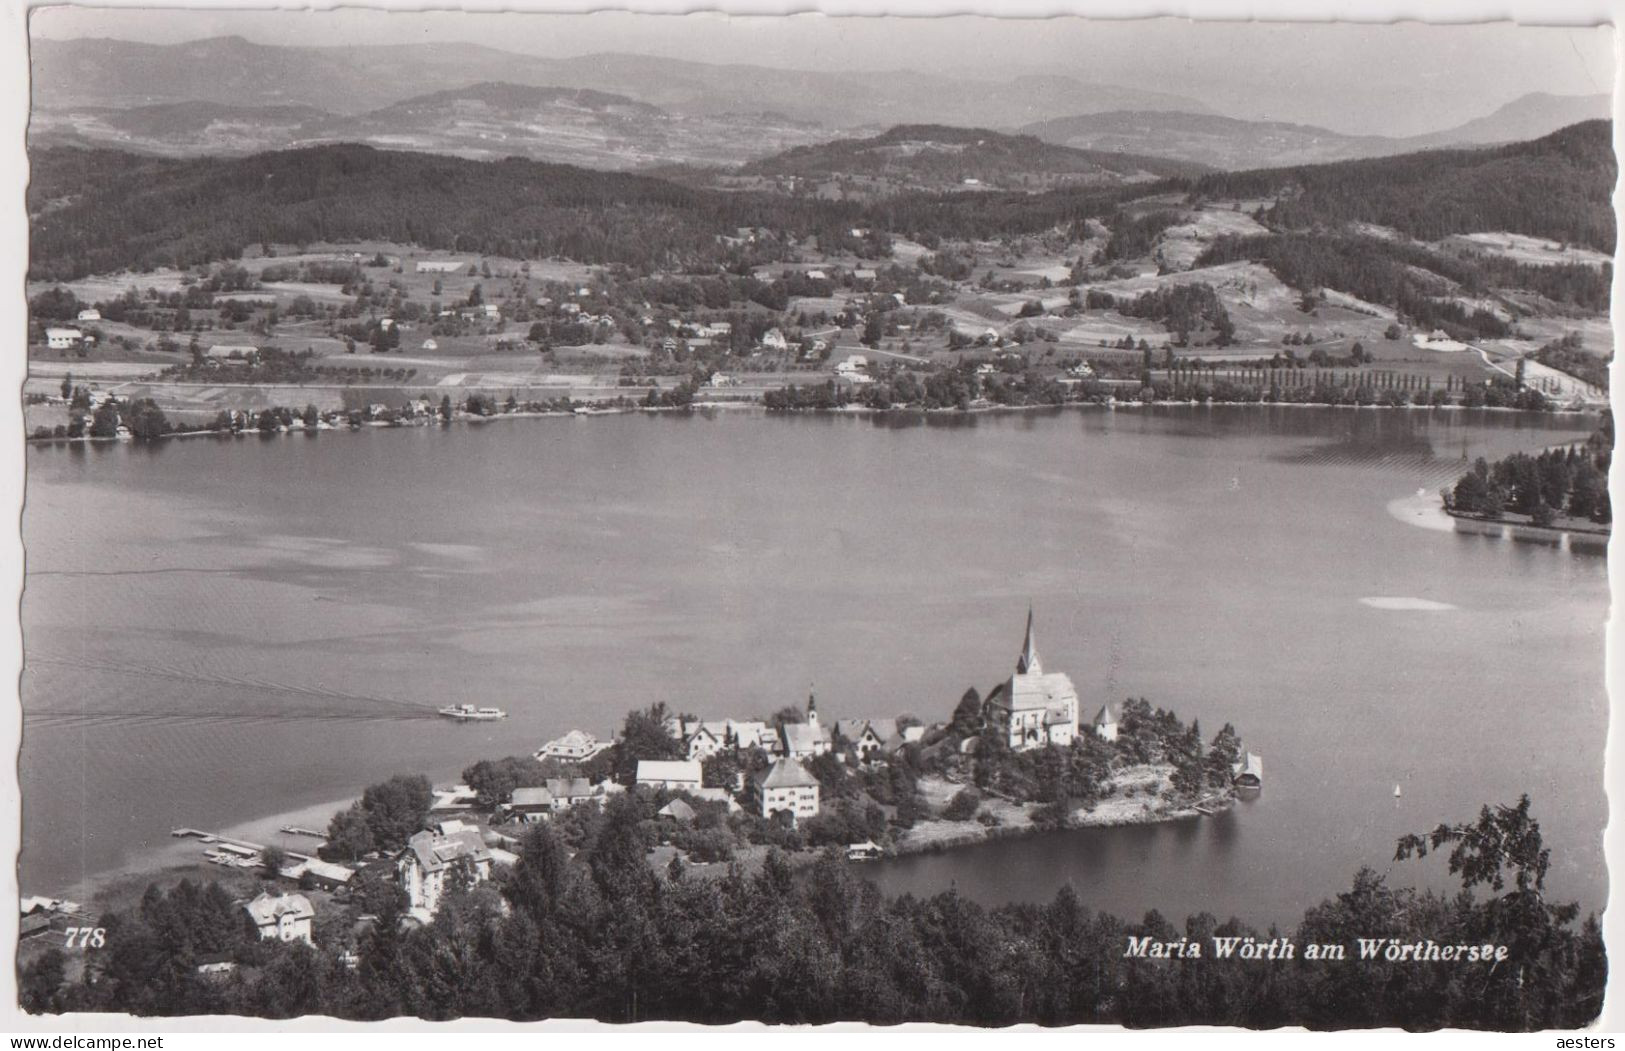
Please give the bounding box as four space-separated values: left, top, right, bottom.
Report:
4 1 1618 1033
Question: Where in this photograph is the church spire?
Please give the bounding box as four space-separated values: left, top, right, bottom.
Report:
807 686 819 727
1017 606 1041 675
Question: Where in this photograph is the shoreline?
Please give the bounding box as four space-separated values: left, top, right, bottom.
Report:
23 394 1604 449
37 765 1231 918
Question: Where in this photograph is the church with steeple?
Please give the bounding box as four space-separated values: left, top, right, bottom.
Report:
984 609 1080 751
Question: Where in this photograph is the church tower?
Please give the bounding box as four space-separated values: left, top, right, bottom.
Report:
1016 606 1042 676
806 689 819 729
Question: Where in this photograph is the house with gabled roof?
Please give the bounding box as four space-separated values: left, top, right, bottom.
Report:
243 892 315 945
758 757 821 822
637 759 703 791
509 786 555 823
398 828 493 921
545 777 597 811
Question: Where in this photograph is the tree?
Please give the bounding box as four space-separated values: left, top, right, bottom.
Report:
949 688 983 738
260 844 287 877
357 774 433 852
59 372 72 400
320 803 375 862
614 702 685 783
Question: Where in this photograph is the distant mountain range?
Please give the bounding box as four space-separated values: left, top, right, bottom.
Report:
1021 93 1612 170
29 83 837 168
28 36 1610 175
30 35 1212 129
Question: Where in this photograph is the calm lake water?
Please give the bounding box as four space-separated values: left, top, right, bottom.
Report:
21 406 1609 927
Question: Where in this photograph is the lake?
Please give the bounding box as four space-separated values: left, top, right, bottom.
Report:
20 405 1609 928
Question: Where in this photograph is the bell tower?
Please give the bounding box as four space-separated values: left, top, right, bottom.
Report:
1016 606 1041 676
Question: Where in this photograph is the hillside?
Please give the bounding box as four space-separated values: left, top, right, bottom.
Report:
1439 92 1612 145
1021 94 1614 171
24 143 1147 281
1020 111 1404 170
29 101 334 156
294 82 835 168
1195 120 1616 252
738 124 1209 193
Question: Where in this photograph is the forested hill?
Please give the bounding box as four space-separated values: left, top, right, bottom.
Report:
25 144 1145 281
742 124 1210 185
26 145 843 279
1193 120 1616 251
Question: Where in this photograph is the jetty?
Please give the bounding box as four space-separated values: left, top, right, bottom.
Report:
280 826 327 840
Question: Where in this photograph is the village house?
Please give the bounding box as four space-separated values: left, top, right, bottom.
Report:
781 694 833 759
243 892 315 945
415 260 468 273
508 786 556 823
658 798 697 823
45 328 82 350
637 759 703 792
758 758 821 823
835 718 897 762
206 344 258 361
545 776 598 812
1092 704 1119 742
985 611 1080 751
277 857 354 892
76 308 101 322
398 827 493 921
537 729 610 763
760 328 789 352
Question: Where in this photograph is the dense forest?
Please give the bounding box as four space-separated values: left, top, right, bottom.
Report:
741 124 1208 184
26 144 1145 281
1192 120 1616 252
19 795 1603 1029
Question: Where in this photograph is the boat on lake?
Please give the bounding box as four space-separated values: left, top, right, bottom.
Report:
438 704 508 722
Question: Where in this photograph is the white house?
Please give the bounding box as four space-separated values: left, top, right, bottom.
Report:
684 722 727 760
416 260 468 273
76 309 101 322
537 729 609 763
243 892 314 945
509 786 555 823
985 610 1079 751
758 758 821 823
835 718 896 762
545 776 598 811
637 759 703 792
45 328 82 350
398 828 493 921
206 344 258 360
761 328 789 352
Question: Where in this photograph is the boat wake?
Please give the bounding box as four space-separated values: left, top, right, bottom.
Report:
24 652 437 728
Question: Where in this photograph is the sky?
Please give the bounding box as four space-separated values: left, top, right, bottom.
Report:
24 4 1619 136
